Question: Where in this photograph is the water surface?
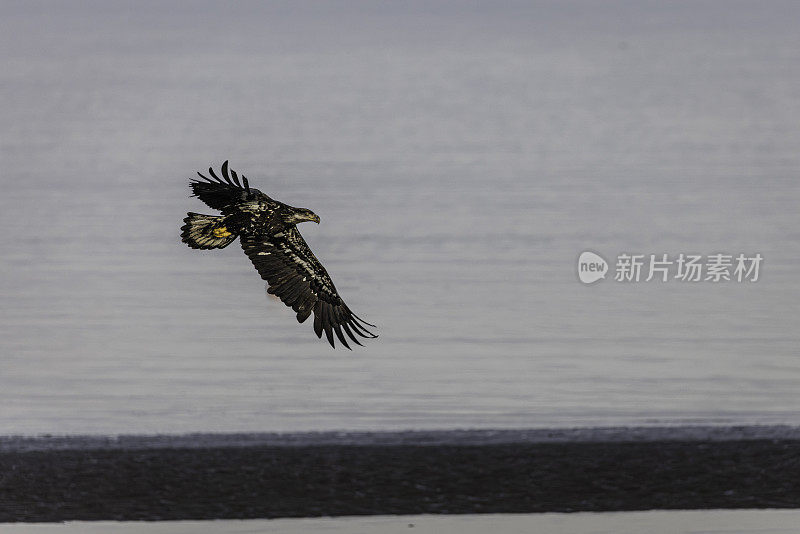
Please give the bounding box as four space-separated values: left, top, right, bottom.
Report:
1 1 799 434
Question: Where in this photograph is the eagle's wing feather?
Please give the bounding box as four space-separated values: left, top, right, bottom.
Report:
241 227 376 349
191 160 266 211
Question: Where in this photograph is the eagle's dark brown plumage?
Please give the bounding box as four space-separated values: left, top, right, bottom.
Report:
181 161 376 349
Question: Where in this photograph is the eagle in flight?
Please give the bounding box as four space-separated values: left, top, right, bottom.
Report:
181 161 376 349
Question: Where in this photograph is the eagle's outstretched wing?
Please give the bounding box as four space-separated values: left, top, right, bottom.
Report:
241 227 377 349
191 160 265 211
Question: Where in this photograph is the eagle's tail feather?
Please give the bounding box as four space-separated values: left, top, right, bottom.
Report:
181 213 237 250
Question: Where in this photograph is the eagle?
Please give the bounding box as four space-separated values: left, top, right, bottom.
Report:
181 161 376 349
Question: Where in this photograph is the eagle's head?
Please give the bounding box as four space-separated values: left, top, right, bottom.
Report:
285 207 320 225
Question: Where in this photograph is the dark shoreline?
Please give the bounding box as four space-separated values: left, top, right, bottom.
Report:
2 426 800 522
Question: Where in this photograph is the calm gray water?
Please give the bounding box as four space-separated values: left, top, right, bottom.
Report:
1 1 799 435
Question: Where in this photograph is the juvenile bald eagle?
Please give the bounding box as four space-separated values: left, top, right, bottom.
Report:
181 161 376 349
